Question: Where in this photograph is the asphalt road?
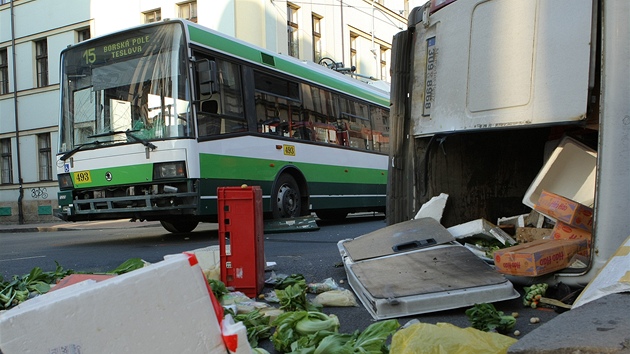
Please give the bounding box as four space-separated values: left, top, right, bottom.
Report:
0 214 565 352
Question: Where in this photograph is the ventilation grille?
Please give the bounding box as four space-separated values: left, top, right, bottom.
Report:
261 53 275 66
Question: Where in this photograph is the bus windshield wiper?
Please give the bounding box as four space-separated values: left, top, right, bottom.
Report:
125 131 157 150
88 130 157 150
59 140 103 161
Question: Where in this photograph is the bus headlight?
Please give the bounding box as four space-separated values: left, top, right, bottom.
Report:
154 161 186 179
58 173 74 190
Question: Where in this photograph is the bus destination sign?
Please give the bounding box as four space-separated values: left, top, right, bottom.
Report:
81 35 152 65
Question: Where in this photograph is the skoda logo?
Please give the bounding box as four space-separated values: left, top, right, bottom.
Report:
105 171 113 181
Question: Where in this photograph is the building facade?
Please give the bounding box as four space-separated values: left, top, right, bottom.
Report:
0 0 416 224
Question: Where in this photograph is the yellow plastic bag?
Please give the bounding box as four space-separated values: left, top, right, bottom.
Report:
391 322 517 354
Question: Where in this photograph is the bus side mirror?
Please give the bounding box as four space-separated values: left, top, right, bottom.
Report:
196 59 218 95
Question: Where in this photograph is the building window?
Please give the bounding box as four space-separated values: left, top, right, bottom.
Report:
77 28 91 42
178 1 197 22
1 138 12 184
144 9 162 23
380 46 388 80
38 134 52 181
35 39 48 87
0 48 8 95
350 33 358 73
312 14 322 63
287 3 299 58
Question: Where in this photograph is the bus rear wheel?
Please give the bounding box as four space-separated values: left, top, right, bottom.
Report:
272 174 302 219
160 220 199 233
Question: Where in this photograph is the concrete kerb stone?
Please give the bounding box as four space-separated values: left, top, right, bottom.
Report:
0 220 163 233
508 293 630 354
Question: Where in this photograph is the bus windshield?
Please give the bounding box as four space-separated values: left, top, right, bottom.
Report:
59 23 191 153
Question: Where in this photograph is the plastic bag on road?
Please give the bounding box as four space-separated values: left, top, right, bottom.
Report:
312 289 358 307
391 322 517 354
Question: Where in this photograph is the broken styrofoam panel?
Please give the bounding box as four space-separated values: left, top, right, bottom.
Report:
222 314 253 354
497 210 545 230
0 253 229 354
447 218 517 246
525 210 545 228
497 214 528 228
414 193 449 222
463 243 494 263
190 245 221 280
572 235 630 309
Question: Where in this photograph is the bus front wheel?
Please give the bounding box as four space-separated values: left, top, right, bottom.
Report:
160 220 199 233
272 174 302 219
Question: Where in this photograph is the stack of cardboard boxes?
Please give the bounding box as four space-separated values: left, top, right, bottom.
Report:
494 190 592 277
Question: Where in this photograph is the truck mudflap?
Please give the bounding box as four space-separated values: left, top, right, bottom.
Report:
337 218 519 320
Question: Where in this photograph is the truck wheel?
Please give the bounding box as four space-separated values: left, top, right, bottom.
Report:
160 220 199 233
272 174 302 219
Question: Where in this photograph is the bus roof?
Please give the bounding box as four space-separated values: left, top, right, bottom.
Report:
182 20 390 107
61 19 390 108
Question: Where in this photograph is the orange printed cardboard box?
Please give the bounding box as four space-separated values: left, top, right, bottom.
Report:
533 190 593 231
552 221 592 256
494 238 588 276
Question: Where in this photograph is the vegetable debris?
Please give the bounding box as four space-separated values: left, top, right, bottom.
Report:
0 262 74 309
275 283 321 312
226 308 272 348
465 303 516 334
271 311 340 352
523 283 548 308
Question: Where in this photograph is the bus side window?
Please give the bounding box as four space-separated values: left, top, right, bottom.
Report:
201 100 218 114
370 106 390 153
196 56 246 137
199 100 219 135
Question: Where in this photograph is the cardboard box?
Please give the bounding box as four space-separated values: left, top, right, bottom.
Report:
552 221 592 256
494 238 588 276
515 227 553 243
0 253 239 354
534 190 593 231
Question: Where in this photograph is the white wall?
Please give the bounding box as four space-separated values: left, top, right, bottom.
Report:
199 0 235 36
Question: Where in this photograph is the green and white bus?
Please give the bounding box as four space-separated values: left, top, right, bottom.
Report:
56 19 390 233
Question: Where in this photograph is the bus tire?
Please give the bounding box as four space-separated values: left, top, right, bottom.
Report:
272 174 302 219
160 220 199 233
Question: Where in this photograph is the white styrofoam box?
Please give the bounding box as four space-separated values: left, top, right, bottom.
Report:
0 253 227 354
523 136 597 209
190 245 221 280
447 218 517 245
497 211 544 229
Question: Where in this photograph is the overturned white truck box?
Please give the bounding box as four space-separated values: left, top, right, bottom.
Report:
387 0 630 287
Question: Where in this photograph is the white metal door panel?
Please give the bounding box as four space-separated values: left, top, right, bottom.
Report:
412 0 593 136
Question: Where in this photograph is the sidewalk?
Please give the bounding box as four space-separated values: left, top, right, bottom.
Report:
508 292 630 354
0 219 164 233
